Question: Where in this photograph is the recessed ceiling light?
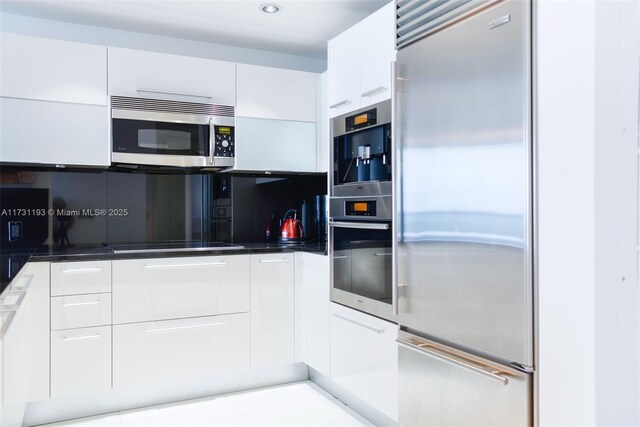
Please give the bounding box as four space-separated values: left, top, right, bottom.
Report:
260 3 281 14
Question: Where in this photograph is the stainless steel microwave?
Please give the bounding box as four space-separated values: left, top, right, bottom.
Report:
111 96 235 169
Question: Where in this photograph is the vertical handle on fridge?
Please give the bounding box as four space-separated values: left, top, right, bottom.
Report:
391 60 400 316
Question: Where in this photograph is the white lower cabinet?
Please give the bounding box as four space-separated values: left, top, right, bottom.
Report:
112 313 250 389
250 253 295 368
51 326 112 398
112 255 250 324
330 303 398 421
298 253 331 377
51 293 111 331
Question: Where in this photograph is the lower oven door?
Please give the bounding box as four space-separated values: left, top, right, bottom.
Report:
329 220 394 321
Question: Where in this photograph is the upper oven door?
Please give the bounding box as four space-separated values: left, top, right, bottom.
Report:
112 109 212 167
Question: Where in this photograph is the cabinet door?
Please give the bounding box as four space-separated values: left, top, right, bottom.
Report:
113 313 250 389
359 2 396 109
1 294 28 427
108 47 236 105
0 98 109 166
51 261 112 296
237 64 317 122
51 293 112 331
51 326 112 398
300 253 331 377
250 253 295 368
19 263 50 403
112 255 250 324
0 33 107 105
234 117 316 172
330 303 398 421
316 71 329 173
328 25 361 118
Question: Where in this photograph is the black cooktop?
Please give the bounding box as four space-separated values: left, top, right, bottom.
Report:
107 241 244 254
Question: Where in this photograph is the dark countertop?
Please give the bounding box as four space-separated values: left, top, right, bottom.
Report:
0 241 327 294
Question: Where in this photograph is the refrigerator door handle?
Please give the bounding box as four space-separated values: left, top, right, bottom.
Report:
397 338 510 385
391 60 400 316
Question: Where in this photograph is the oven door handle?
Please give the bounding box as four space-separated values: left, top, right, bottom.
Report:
329 221 390 230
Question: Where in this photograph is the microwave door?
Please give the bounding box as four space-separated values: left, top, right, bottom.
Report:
112 109 212 168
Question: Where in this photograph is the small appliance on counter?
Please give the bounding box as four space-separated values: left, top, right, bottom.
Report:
279 209 303 243
264 212 279 242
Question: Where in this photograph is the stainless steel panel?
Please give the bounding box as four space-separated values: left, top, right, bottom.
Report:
329 195 392 221
330 100 392 139
395 0 532 365
332 181 393 198
398 330 531 426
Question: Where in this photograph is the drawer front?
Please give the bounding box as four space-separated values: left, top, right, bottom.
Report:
51 261 111 296
330 303 398 421
112 255 250 324
51 293 112 330
112 313 250 389
51 326 112 398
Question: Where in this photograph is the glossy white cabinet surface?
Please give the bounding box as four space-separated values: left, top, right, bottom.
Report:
19 263 50 403
328 3 396 117
328 25 361 118
316 71 329 173
0 33 107 105
237 64 317 122
112 255 250 324
234 117 316 172
330 303 398 421
51 293 112 331
0 98 109 166
250 253 295 369
359 2 396 109
1 298 27 427
113 313 250 388
51 326 112 398
108 47 236 105
299 253 331 377
51 261 112 296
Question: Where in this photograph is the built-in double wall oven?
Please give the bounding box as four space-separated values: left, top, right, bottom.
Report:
329 100 394 321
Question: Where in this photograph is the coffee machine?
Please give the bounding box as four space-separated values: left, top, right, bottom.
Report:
331 100 392 194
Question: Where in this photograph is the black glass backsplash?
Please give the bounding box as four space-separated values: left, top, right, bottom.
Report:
0 169 327 250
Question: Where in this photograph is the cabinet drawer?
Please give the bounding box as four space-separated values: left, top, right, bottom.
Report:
51 293 111 330
51 261 111 296
113 313 250 389
51 326 111 398
112 255 250 323
330 303 398 421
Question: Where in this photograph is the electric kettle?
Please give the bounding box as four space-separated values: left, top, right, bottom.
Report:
279 209 303 243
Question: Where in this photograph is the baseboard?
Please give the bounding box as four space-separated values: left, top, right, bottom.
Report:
24 363 309 427
308 367 397 427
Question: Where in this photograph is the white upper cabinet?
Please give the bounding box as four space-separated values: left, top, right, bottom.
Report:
0 33 107 105
359 2 397 108
328 2 396 117
0 34 109 166
108 47 236 105
237 64 316 122
235 64 319 172
327 25 361 117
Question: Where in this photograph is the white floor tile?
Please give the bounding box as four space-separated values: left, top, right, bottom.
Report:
224 382 331 416
119 396 240 427
38 413 124 427
37 381 371 427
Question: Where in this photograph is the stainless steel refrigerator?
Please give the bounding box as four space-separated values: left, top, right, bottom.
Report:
393 0 533 425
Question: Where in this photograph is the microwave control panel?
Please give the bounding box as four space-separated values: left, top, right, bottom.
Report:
214 126 235 158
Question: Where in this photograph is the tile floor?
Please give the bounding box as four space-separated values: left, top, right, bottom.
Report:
39 381 374 427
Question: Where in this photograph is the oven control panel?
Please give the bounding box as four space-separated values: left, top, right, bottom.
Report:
345 200 377 217
214 125 234 158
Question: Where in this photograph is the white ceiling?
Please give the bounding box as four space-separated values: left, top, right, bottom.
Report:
0 0 389 59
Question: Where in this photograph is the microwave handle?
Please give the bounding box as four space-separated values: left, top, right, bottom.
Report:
209 117 215 165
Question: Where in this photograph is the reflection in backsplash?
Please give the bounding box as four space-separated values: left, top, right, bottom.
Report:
0 169 326 249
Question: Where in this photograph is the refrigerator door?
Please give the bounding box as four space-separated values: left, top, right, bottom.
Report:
397 331 532 426
395 0 533 366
